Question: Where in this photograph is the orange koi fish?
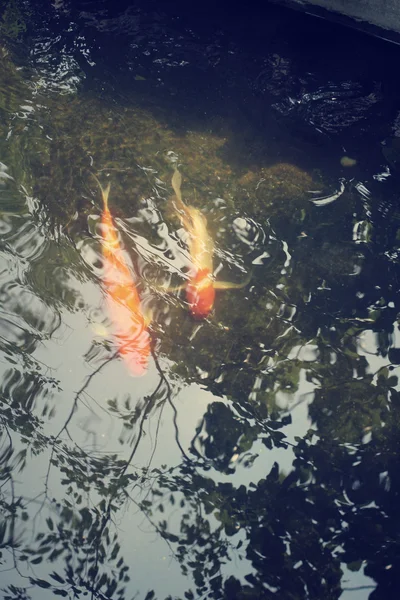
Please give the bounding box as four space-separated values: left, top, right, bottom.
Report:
169 167 250 319
93 175 150 375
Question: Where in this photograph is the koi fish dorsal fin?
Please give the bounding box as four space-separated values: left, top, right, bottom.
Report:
91 173 111 211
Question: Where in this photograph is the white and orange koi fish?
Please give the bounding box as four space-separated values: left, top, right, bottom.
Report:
93 175 150 375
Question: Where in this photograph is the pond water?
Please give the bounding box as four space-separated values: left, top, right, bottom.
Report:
1 1 400 599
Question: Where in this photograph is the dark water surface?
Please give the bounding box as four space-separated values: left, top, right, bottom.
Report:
1 1 400 598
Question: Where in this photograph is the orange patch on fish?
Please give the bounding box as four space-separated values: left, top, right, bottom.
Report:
186 268 216 320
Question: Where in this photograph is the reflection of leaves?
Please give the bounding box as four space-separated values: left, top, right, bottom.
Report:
136 334 400 598
3 585 32 600
53 444 139 497
0 394 49 468
2 368 61 413
309 374 391 444
142 459 344 599
21 496 132 599
28 578 50 589
191 402 259 471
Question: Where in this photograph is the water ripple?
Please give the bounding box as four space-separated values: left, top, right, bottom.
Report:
273 81 382 133
3 217 50 262
253 55 383 134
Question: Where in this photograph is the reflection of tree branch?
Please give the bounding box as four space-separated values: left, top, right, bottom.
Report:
0 469 29 584
371 363 394 377
147 398 165 468
8 476 25 579
152 349 191 462
35 351 119 522
58 351 120 440
130 401 167 512
88 351 173 599
125 489 179 564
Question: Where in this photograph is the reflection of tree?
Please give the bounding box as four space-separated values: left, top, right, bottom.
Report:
132 199 400 599
4 231 399 600
136 457 344 599
2 182 400 600
0 350 177 599
4 230 395 600
191 400 287 473
138 370 400 599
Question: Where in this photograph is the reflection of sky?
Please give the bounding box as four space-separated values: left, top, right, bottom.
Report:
0 212 379 596
0 268 184 597
358 323 400 384
25 295 376 594
0 208 185 596
340 565 376 600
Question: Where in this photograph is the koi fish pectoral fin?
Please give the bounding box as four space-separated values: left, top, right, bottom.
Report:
91 322 110 338
213 271 253 291
214 281 246 290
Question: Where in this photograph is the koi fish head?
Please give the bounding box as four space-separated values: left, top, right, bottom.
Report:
186 268 215 319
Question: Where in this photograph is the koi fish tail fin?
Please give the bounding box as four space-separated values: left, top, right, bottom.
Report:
165 195 183 224
171 167 189 214
171 167 183 203
91 173 111 211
